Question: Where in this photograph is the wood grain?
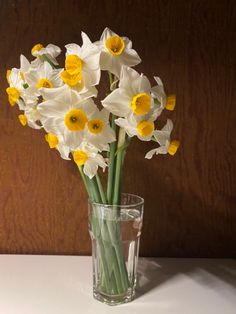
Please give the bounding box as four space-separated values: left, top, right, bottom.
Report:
0 0 235 257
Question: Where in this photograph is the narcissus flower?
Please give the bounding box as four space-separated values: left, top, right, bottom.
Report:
145 119 180 159
151 76 176 112
25 62 63 96
38 88 97 150
102 66 154 118
73 143 107 179
31 43 61 65
6 68 37 108
84 108 116 151
96 28 141 77
18 100 41 129
115 113 156 141
64 32 101 87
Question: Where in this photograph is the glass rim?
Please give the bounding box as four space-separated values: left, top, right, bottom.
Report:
88 192 144 208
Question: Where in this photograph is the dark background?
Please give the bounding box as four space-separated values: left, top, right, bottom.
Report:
0 0 235 257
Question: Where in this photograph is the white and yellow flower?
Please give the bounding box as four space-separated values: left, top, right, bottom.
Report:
25 61 63 96
145 119 180 159
18 106 41 129
84 108 116 151
151 76 176 113
115 112 155 141
31 43 61 65
102 66 153 118
64 32 101 88
6 68 37 109
96 28 141 78
73 143 107 179
38 89 97 150
45 133 70 160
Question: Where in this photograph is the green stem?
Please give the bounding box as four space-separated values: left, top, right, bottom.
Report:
112 128 126 205
90 177 102 203
107 114 117 203
78 166 93 201
95 173 107 204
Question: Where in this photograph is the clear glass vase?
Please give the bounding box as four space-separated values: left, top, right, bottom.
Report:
88 193 144 305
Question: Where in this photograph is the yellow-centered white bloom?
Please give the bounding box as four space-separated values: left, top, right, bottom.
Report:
145 119 180 159
6 68 37 109
31 43 61 65
45 133 70 160
102 66 154 118
73 143 107 179
96 28 141 78
115 112 156 141
84 108 116 151
25 62 63 96
38 88 97 150
151 76 176 112
18 106 42 129
64 32 101 88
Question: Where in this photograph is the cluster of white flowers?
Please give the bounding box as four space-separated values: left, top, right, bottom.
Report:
6 28 179 179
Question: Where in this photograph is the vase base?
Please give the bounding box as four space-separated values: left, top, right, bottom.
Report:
93 287 135 306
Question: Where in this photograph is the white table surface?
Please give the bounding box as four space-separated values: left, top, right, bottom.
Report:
0 255 235 314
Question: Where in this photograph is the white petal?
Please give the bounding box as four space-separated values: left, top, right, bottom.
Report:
115 117 136 137
81 31 92 47
145 146 168 159
20 55 30 73
100 27 116 43
119 66 140 90
65 43 81 56
41 116 65 134
38 100 68 118
99 51 114 71
94 154 107 171
45 44 61 57
102 89 131 117
84 159 98 179
131 74 151 94
63 129 84 150
57 143 71 160
82 54 101 86
119 48 141 67
162 119 173 133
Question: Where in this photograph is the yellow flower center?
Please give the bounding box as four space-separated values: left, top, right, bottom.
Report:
73 150 88 166
87 119 104 134
137 120 154 137
6 87 20 106
6 69 11 84
131 93 151 115
168 140 180 156
31 43 44 55
37 78 53 89
45 133 59 149
64 109 88 131
18 114 27 126
165 95 176 111
105 36 125 56
65 55 83 75
61 70 82 87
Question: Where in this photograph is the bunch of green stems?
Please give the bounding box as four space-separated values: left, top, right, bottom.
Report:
78 73 131 294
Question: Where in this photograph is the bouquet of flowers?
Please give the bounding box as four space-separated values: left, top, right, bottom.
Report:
6 27 179 305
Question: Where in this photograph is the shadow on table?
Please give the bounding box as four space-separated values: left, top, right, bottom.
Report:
135 257 236 299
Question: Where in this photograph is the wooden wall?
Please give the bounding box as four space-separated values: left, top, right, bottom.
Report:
0 0 235 257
